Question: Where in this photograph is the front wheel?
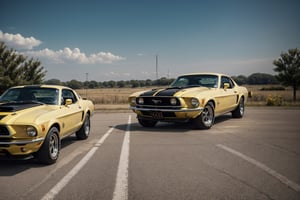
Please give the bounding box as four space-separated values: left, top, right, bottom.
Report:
37 127 60 164
192 102 215 129
76 113 90 140
232 97 245 118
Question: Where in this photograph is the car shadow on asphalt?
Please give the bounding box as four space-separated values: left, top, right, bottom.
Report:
0 155 47 176
114 114 233 133
0 134 82 174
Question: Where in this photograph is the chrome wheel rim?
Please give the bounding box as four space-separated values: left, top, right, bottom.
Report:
49 133 59 159
84 119 90 136
202 105 213 126
240 100 244 115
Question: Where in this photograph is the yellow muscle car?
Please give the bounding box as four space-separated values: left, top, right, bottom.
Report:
0 85 94 164
129 73 248 129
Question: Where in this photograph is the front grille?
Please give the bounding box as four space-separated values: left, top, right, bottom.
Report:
137 97 181 107
0 126 10 136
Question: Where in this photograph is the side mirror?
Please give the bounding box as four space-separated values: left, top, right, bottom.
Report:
223 83 230 89
65 98 73 106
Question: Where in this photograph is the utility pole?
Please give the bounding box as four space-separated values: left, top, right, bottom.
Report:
156 55 158 80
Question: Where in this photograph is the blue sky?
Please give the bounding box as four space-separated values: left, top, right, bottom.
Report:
1 0 299 81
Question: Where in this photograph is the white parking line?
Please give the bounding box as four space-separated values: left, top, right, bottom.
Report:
41 127 115 200
112 115 131 200
216 144 300 192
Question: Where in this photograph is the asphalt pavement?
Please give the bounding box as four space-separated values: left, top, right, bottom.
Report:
0 107 299 200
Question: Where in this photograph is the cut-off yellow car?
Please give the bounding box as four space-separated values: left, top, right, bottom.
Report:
129 73 248 129
0 85 94 164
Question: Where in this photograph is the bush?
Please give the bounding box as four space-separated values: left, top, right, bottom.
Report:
266 95 283 106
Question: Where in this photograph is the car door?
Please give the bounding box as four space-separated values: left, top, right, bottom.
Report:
60 89 83 136
216 76 238 114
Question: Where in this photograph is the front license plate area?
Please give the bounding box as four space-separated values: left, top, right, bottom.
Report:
151 111 163 119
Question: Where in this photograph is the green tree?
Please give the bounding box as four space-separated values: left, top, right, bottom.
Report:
88 80 98 89
65 79 83 89
232 75 247 85
117 80 126 88
273 48 300 101
247 73 277 85
44 79 62 85
130 80 140 88
108 80 116 88
0 42 46 93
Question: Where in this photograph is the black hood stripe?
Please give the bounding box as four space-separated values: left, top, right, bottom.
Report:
140 88 182 97
155 88 182 96
140 89 158 97
0 103 41 112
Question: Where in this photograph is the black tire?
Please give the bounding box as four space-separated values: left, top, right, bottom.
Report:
76 113 90 140
192 102 215 129
138 118 158 127
37 127 60 165
232 97 244 118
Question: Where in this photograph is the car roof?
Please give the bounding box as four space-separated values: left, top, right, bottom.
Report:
178 72 229 77
8 85 73 90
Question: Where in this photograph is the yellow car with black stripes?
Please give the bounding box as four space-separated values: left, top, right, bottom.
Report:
129 73 248 129
0 85 94 164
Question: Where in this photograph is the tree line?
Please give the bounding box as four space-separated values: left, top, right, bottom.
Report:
44 73 279 90
0 41 299 100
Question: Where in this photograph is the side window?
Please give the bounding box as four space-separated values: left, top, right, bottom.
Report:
61 89 78 105
221 76 235 89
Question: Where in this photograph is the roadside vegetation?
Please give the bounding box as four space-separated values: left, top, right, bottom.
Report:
0 42 46 93
1 41 299 107
76 85 300 109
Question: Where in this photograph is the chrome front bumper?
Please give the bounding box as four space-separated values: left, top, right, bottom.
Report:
129 106 203 112
0 137 44 145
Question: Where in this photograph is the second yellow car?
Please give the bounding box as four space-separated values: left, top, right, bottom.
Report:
129 73 248 129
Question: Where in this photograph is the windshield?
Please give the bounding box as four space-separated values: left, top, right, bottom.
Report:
171 74 218 88
0 87 59 105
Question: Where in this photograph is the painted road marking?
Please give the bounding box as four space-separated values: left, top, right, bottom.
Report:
216 144 300 192
41 127 115 200
112 115 131 200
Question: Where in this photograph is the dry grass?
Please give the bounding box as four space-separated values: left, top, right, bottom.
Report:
76 85 300 109
246 85 300 106
77 88 152 105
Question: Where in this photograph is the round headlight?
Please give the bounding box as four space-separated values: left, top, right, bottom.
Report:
26 126 37 137
138 97 144 104
131 98 136 105
170 98 177 105
191 98 199 107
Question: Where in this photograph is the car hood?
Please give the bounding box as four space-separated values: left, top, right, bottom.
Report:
136 86 211 98
0 102 55 124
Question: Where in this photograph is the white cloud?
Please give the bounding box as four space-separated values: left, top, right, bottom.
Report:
0 30 42 50
1 31 125 64
25 47 126 64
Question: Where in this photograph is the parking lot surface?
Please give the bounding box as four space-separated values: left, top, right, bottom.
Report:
0 107 299 200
